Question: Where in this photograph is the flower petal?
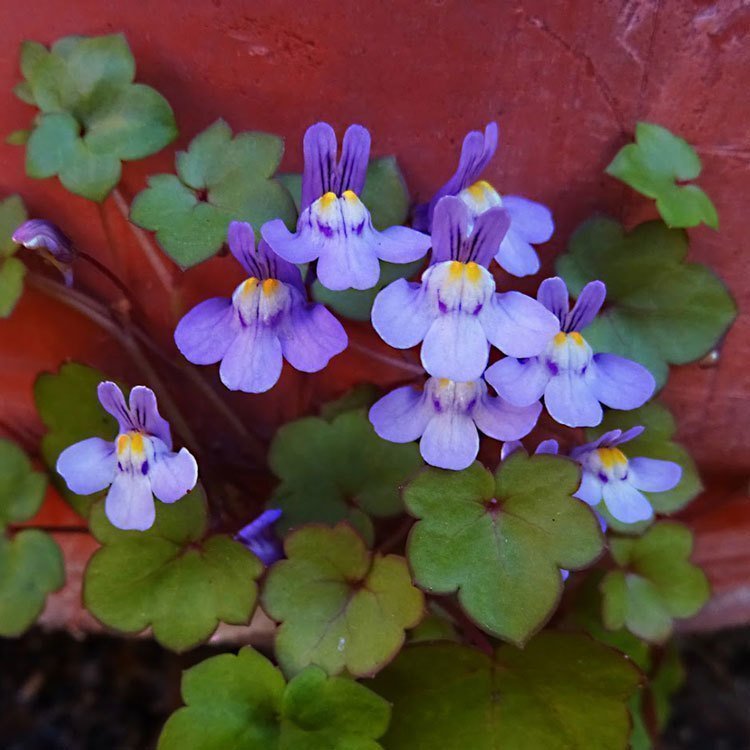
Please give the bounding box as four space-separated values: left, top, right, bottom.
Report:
374 225 431 264
431 196 471 264
105 473 156 531
602 481 653 523
56 437 115 495
369 386 431 443
421 313 489 381
236 509 284 566
628 457 682 493
97 381 133 433
371 279 433 349
261 218 321 264
536 276 569 322
278 302 348 372
149 448 198 503
502 196 554 243
175 297 239 365
219 323 283 393
472 393 541 441
337 124 371 195
574 470 603 506
480 291 560 358
316 235 382 291
227 220 256 275
589 353 655 410
544 372 603 427
610 425 646 447
301 122 337 210
420 413 479 470
129 386 172 448
465 206 511 267
500 440 526 460
495 229 540 277
536 439 560 455
565 280 606 332
484 356 549 406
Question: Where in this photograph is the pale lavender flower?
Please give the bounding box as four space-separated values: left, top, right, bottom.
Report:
13 219 75 286
56 382 198 531
262 122 430 291
175 221 347 393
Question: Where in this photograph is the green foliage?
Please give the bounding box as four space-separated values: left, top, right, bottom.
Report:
262 522 424 677
403 455 603 644
0 194 28 317
606 122 717 229
18 34 177 201
557 217 736 387
588 402 702 534
130 119 296 268
372 633 642 750
158 646 390 750
34 362 117 518
282 155 421 321
601 522 709 643
0 439 63 636
84 488 262 652
268 409 422 544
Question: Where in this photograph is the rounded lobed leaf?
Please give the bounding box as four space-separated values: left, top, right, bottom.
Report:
0 439 48 527
262 522 424 677
158 647 390 750
371 633 642 750
404 455 603 644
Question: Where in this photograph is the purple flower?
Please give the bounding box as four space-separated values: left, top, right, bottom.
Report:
485 277 655 428
235 508 284 566
261 122 431 291
13 219 75 286
413 122 553 277
369 376 541 471
175 221 347 393
56 382 198 531
500 438 560 460
570 426 682 523
371 197 559 381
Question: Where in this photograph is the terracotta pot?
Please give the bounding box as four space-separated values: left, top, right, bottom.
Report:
1 0 748 634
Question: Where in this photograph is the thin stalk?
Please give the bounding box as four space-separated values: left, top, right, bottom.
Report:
77 250 134 303
440 598 495 656
348 339 424 376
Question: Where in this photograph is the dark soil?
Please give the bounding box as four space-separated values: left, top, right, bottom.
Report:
2 627 750 749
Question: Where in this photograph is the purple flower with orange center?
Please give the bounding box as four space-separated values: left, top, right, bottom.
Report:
414 121 554 277
371 196 559 381
369 376 541 471
486 276 655 427
175 221 347 393
570 427 681 523
261 122 431 291
56 382 198 531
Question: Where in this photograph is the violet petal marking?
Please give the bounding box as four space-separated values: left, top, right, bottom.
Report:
262 121 430 292
486 276 655 428
56 382 198 532
571 426 682 524
175 221 347 393
235 508 284 566
372 197 557 382
369 377 540 471
13 218 76 286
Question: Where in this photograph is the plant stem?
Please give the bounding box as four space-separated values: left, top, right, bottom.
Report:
377 516 413 555
347 339 424 376
440 597 495 656
77 250 134 303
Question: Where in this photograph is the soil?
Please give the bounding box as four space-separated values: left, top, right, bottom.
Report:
1 627 749 749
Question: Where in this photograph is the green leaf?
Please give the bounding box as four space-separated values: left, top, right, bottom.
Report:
268 410 422 544
157 647 390 750
34 362 117 518
131 119 296 267
0 194 28 257
557 217 736 388
0 439 47 528
6 129 30 146
601 522 709 643
371 633 642 750
18 34 177 201
318 384 379 422
84 488 263 652
587 403 702 533
0 529 64 636
404 455 603 644
13 82 35 105
0 257 26 318
606 122 718 229
262 522 424 677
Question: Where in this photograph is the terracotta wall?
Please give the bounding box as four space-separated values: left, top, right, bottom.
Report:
0 0 748 630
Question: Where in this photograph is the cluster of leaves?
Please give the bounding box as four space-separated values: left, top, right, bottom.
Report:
3 32 737 750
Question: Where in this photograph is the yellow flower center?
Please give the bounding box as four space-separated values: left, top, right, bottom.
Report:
596 447 627 470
